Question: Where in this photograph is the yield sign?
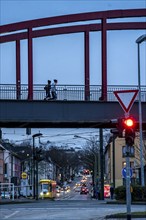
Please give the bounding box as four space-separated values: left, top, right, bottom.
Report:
113 89 139 113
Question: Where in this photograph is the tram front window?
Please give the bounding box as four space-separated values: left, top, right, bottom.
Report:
41 183 52 192
41 184 49 192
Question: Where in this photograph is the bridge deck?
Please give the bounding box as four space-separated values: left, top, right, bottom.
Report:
0 100 146 129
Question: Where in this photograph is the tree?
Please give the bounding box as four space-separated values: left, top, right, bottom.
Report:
46 146 80 183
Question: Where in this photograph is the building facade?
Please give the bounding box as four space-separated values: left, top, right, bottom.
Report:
0 144 5 183
104 133 145 188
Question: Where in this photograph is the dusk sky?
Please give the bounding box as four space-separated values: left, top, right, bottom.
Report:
0 0 146 146
0 0 146 85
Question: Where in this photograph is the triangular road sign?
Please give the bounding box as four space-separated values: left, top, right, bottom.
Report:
113 89 139 113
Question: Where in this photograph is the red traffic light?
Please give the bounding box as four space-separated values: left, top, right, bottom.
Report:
124 118 134 127
123 117 136 146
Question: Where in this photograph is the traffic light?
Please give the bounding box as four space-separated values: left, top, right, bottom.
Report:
35 147 44 161
110 118 125 137
117 118 125 137
110 117 136 141
123 117 135 146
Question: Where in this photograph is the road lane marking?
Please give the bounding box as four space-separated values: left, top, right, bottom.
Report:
4 211 19 219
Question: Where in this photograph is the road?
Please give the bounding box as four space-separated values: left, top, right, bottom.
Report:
0 176 145 219
0 200 145 220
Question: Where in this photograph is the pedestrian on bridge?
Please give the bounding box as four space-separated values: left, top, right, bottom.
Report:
44 80 51 100
51 79 58 100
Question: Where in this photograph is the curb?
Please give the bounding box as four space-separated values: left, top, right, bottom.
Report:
0 199 36 205
106 201 146 205
105 214 146 219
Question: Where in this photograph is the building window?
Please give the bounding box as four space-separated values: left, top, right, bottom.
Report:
0 165 3 174
4 163 8 174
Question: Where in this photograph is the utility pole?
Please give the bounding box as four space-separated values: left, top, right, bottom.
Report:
99 128 104 200
35 159 39 200
32 133 42 199
136 34 146 186
112 138 115 189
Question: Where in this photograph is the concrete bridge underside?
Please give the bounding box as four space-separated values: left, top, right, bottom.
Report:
0 100 146 129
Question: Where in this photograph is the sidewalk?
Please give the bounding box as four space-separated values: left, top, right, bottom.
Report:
0 197 36 205
0 197 145 205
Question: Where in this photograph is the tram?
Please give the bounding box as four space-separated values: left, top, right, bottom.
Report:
39 179 56 199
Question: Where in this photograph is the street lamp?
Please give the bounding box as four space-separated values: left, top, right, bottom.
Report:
136 34 146 186
32 133 42 199
74 135 99 198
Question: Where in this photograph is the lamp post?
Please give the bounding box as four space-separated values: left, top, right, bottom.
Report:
74 135 99 198
32 133 42 199
136 34 146 186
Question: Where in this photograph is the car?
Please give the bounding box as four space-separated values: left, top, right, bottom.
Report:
62 185 70 191
75 182 81 187
1 191 11 199
67 179 72 183
104 184 110 198
56 186 61 193
66 185 71 191
81 183 86 187
81 179 86 184
80 186 88 194
75 186 81 192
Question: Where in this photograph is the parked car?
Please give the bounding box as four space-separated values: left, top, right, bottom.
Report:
1 191 11 199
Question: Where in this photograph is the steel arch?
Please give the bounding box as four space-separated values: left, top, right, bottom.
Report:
0 9 146 100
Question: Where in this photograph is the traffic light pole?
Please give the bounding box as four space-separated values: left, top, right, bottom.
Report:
126 145 131 220
99 128 104 200
36 160 39 200
32 137 36 199
136 34 146 186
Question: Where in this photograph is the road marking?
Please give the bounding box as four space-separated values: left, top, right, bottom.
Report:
4 211 19 219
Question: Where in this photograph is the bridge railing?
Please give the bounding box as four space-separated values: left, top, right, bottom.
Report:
0 84 146 102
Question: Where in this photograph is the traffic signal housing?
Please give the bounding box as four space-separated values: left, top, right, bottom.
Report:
124 117 135 146
110 117 136 142
35 147 44 161
117 118 125 137
110 118 125 137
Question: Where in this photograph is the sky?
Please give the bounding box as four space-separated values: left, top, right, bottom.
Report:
0 0 146 85
0 0 146 146
2 127 103 149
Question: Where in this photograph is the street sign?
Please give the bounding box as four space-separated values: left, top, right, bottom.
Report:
21 172 27 179
122 167 133 178
113 90 138 113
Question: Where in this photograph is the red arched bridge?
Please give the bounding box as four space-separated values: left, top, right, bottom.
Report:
0 9 146 129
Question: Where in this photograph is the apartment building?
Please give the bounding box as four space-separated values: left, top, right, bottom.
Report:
104 133 145 188
0 144 5 183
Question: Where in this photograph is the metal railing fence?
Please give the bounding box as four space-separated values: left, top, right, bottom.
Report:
0 84 145 102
